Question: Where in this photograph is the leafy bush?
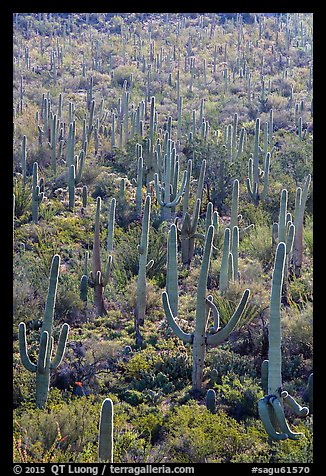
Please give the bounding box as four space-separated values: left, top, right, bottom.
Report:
214 372 264 419
163 401 263 463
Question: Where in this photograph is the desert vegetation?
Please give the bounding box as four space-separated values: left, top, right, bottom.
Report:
13 12 313 464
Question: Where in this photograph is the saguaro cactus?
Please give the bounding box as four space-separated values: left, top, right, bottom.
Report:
175 159 207 265
134 195 154 345
18 254 70 408
258 243 309 441
162 224 250 392
48 113 59 174
219 227 236 294
230 179 254 237
176 198 202 266
272 189 295 301
154 139 188 221
87 197 115 316
98 398 114 463
293 175 311 277
246 118 270 206
21 135 27 184
32 162 45 223
206 388 217 414
135 155 144 217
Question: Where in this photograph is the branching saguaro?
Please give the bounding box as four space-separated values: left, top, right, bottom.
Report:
258 242 309 441
162 223 250 393
87 196 116 316
19 254 70 408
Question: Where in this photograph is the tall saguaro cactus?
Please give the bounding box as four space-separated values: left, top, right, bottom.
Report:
87 197 115 316
153 139 188 221
134 195 154 346
272 189 295 301
21 135 27 184
175 159 207 266
162 224 250 392
176 198 202 266
18 254 70 408
32 162 45 223
258 243 309 441
98 398 114 463
230 179 254 237
246 118 270 206
293 175 311 277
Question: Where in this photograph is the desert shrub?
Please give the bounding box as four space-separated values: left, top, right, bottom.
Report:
271 132 313 184
162 401 262 463
122 341 192 393
282 302 313 359
214 372 264 420
287 271 313 305
13 176 32 221
13 395 102 462
206 347 257 383
113 223 167 290
240 224 274 269
91 170 123 200
303 214 313 256
129 404 164 443
111 65 138 88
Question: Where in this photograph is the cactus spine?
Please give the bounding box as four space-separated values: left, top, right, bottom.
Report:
162 224 250 392
258 243 309 441
98 398 114 463
18 255 70 408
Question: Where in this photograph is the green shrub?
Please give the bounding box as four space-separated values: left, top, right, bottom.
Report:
214 372 264 420
163 401 262 463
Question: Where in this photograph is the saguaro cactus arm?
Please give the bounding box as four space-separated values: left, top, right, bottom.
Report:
206 289 250 345
18 322 37 373
283 393 309 417
37 331 50 374
162 292 193 343
154 170 188 208
50 323 70 369
258 396 288 440
206 295 220 333
270 396 305 440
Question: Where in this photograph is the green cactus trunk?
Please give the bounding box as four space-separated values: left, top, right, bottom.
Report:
268 243 285 395
135 195 151 332
192 226 214 392
258 243 309 441
166 223 178 317
98 398 114 463
18 254 69 408
293 175 311 277
92 197 106 316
